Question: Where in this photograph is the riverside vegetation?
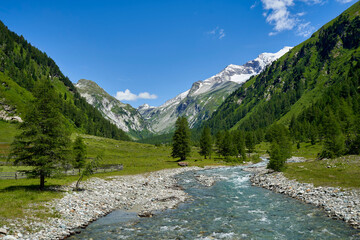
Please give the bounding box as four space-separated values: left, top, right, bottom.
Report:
0 0 360 238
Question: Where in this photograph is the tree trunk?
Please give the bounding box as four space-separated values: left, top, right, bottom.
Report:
75 174 83 191
40 173 45 190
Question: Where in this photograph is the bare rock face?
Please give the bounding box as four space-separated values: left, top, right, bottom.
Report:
75 79 150 138
0 100 23 122
138 47 292 134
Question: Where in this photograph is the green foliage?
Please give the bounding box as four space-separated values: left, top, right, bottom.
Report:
10 79 71 189
233 130 246 160
284 155 360 189
220 131 238 158
199 126 212 159
267 124 292 171
72 136 87 171
0 20 129 141
245 132 256 154
319 109 345 158
75 153 101 190
171 117 191 160
197 3 360 161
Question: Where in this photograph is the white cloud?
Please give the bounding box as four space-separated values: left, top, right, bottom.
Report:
115 89 157 101
251 1 259 9
260 0 325 36
261 0 296 33
207 27 226 40
296 22 315 37
336 0 354 3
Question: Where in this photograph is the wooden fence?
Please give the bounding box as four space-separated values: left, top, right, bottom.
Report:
0 164 123 180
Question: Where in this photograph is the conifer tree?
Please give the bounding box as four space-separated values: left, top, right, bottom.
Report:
199 126 212 159
267 124 292 171
73 136 87 174
171 117 191 160
245 132 256 156
234 130 246 160
215 131 224 156
10 79 71 189
320 109 345 158
220 130 237 158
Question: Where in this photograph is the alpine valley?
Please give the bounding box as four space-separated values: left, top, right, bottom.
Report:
75 47 292 138
137 47 292 134
0 1 360 239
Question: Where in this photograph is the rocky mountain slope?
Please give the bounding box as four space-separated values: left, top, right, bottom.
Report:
0 20 129 141
202 1 360 140
75 79 150 139
138 47 292 133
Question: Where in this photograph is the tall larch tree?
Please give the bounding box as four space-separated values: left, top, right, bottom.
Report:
171 117 191 161
10 79 71 189
199 126 212 159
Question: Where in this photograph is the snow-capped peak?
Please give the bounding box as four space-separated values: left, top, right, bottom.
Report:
138 46 292 133
188 46 292 95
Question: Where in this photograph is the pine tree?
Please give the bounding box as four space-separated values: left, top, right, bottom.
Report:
199 126 212 159
10 79 71 189
73 136 87 174
320 109 345 158
234 130 246 160
220 131 237 158
267 124 292 171
171 117 191 161
215 131 224 156
245 132 256 156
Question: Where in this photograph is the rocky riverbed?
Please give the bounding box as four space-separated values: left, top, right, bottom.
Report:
0 166 218 240
247 165 360 229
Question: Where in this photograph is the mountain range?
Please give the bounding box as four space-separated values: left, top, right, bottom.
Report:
0 0 359 145
75 47 291 137
136 47 291 134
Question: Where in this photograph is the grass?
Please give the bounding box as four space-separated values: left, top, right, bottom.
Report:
80 134 232 175
284 155 360 189
0 166 33 172
255 140 360 189
255 141 322 160
0 121 19 143
0 133 238 226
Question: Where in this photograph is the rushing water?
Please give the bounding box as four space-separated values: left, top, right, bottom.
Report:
69 164 360 239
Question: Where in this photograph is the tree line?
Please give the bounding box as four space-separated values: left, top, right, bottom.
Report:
171 116 292 171
0 20 129 141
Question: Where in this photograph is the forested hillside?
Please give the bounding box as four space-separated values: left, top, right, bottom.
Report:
0 20 129 141
201 1 360 157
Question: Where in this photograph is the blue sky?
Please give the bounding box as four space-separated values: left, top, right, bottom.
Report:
0 0 356 107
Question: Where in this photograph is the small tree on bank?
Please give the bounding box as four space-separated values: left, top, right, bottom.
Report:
199 126 212 159
171 117 191 161
10 79 71 190
75 154 101 191
73 136 87 174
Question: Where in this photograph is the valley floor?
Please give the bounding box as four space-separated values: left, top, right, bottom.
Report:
0 166 221 239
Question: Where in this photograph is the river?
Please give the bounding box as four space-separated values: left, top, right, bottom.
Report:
69 164 360 239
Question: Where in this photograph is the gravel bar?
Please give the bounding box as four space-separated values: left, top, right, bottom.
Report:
1 166 217 240
247 165 360 230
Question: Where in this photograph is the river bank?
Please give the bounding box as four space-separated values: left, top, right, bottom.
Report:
245 164 360 230
0 166 219 240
